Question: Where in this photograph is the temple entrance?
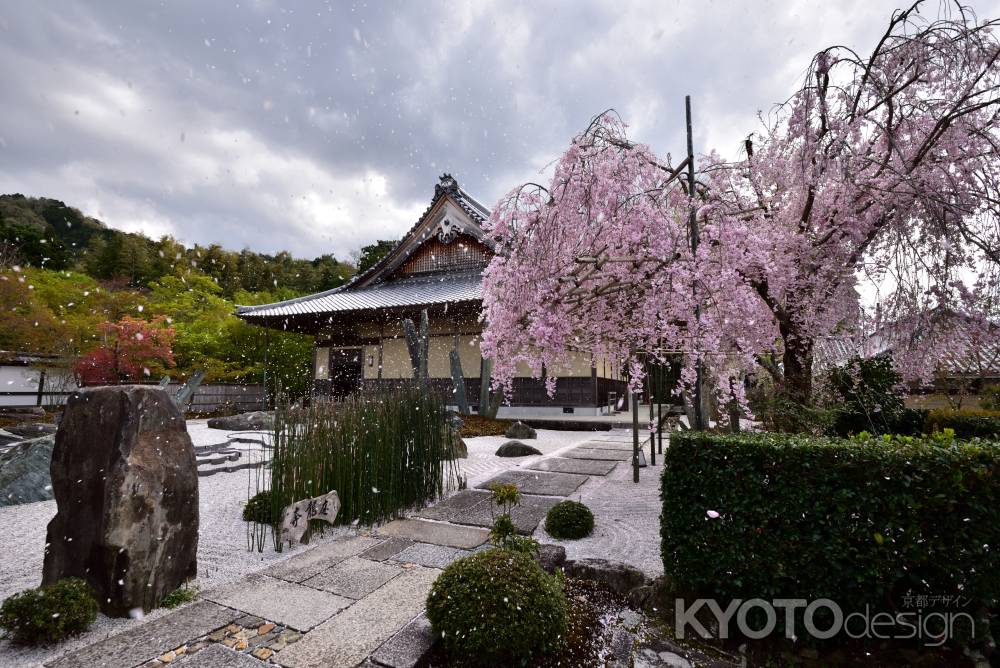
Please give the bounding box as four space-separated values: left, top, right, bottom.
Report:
328 348 363 398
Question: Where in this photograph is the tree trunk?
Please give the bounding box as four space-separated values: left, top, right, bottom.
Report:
780 326 814 404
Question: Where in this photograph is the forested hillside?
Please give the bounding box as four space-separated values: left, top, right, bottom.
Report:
0 194 360 399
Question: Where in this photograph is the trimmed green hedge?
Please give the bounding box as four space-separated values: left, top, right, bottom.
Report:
925 408 1000 440
0 578 98 645
545 500 595 539
661 432 1000 620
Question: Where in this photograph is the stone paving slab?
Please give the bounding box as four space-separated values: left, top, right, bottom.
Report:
358 536 414 562
579 440 637 450
174 643 264 667
412 489 491 522
303 557 403 599
277 566 440 668
377 518 488 549
389 542 470 568
204 574 352 631
528 457 618 476
476 469 588 496
452 493 559 534
563 447 633 461
46 601 241 668
263 535 380 582
370 613 434 668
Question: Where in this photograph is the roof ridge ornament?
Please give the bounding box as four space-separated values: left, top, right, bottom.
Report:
436 173 459 196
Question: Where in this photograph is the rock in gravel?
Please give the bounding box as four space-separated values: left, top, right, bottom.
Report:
43 386 199 616
563 558 648 595
0 434 55 506
4 422 58 438
207 411 273 431
495 440 542 457
536 544 566 573
504 420 537 439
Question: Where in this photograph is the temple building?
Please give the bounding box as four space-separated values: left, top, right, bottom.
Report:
237 174 627 416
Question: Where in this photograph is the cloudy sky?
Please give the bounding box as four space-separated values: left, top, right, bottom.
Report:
3 0 999 260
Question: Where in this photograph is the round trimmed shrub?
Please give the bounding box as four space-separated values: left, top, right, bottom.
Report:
545 500 594 539
426 548 568 663
0 578 98 645
243 489 279 525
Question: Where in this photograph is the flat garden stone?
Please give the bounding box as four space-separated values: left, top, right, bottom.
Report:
495 440 542 457
204 574 352 631
277 566 440 668
528 456 618 476
370 613 435 668
175 643 264 667
263 535 380 582
563 447 633 461
579 440 637 450
303 556 402 599
358 536 414 561
377 518 488 549
389 542 469 568
412 489 490 522
477 469 588 496
450 493 559 534
47 601 240 668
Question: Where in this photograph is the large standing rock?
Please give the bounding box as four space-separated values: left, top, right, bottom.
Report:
206 411 272 431
505 421 537 439
43 386 199 616
0 434 55 506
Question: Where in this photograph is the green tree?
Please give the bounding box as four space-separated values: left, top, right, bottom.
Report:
356 239 395 274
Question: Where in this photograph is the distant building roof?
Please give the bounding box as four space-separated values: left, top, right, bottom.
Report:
236 270 482 318
237 174 492 330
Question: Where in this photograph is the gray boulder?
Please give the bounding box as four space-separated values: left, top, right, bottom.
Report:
5 422 58 438
563 558 649 595
495 440 542 457
207 411 273 431
43 386 199 616
505 421 537 439
0 434 55 506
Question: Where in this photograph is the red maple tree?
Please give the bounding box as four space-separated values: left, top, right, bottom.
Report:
74 316 176 386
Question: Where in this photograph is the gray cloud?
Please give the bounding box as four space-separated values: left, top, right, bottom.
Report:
2 0 998 259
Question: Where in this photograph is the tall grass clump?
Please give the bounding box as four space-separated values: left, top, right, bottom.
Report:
254 387 460 551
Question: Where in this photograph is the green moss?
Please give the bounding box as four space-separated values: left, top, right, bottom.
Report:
426 549 568 663
545 500 595 540
0 578 98 645
159 584 199 609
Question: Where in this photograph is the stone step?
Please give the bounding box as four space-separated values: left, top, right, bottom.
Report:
369 613 435 668
45 601 241 668
376 518 488 550
527 456 618 476
412 489 556 534
476 469 588 496
203 574 352 632
276 566 440 668
563 447 633 461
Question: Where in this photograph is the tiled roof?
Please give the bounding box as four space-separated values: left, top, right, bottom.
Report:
237 270 482 318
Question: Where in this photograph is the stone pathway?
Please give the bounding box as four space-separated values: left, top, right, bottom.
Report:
44 428 664 668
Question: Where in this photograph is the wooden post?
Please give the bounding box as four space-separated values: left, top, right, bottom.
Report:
35 369 46 407
686 95 704 431
631 389 640 483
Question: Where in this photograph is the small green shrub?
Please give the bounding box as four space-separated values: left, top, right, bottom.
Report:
545 500 594 539
159 584 199 609
982 385 1000 411
662 431 1000 645
243 489 280 525
487 483 538 555
925 408 1000 439
824 355 908 436
0 578 98 645
426 549 568 663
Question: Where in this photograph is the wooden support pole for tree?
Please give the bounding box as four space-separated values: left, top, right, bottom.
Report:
686 94 704 431
631 389 640 483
